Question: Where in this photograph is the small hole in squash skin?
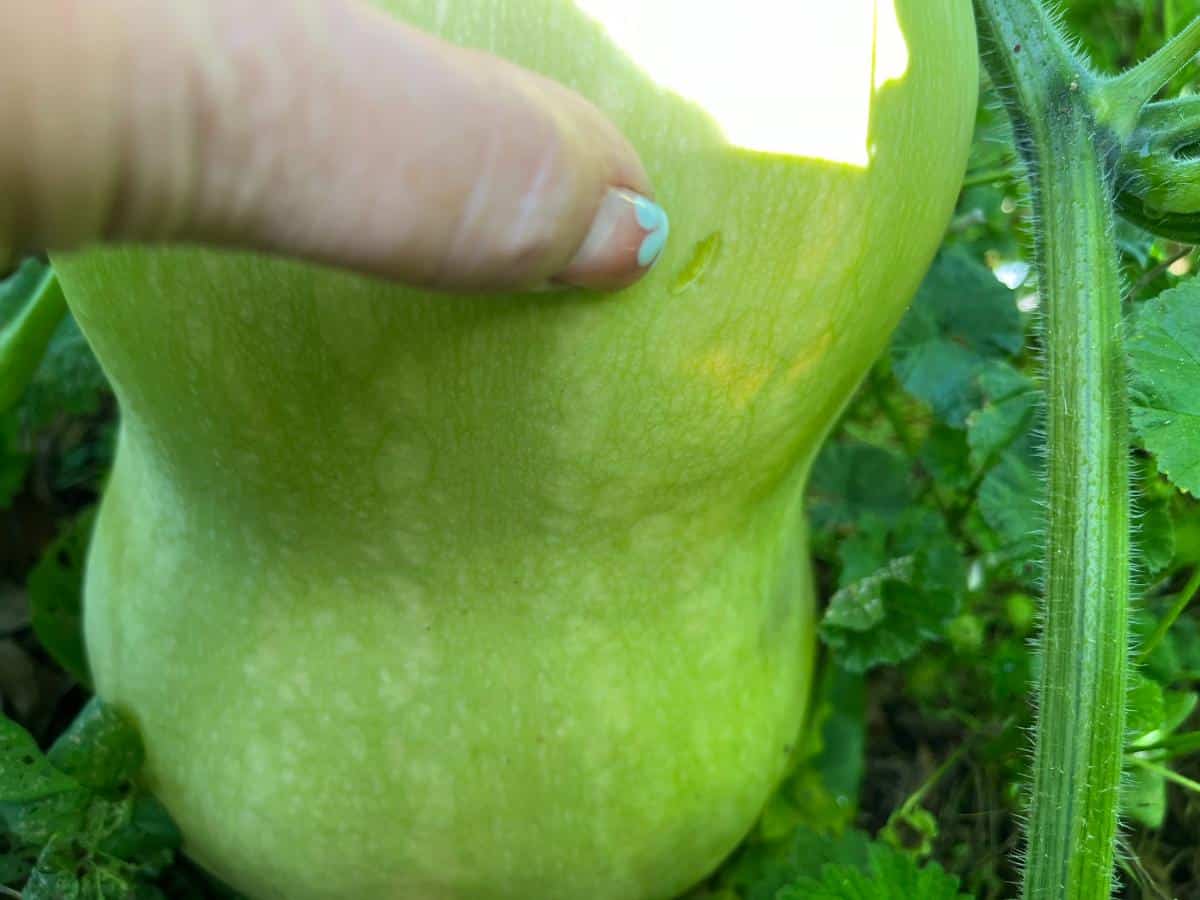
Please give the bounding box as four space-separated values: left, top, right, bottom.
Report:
670 232 723 295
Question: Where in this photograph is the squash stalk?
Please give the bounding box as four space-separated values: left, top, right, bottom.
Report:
973 1 1129 897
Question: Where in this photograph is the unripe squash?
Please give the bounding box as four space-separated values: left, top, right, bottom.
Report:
53 2 977 898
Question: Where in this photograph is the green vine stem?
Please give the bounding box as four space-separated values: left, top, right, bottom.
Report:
974 3 1200 896
0 268 66 414
973 2 1129 897
1093 16 1200 138
1115 94 1200 242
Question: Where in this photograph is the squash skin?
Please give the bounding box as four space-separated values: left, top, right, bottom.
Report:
52 3 977 899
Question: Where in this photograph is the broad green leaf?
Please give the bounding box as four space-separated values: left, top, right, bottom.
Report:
823 556 917 633
810 667 867 814
0 268 69 416
1126 672 1166 741
0 845 36 885
989 636 1035 706
154 861 249 900
98 792 182 873
918 425 973 493
23 835 84 900
891 249 1022 427
1140 608 1200 685
1129 283 1200 494
837 506 958 589
0 416 30 509
0 259 109 428
1121 759 1166 829
1121 676 1197 829
820 539 965 672
0 716 81 805
0 700 186 898
1135 484 1176 581
977 429 1043 559
1128 677 1197 749
758 666 869 842
808 442 915 533
48 698 144 793
1115 219 1157 268
28 507 95 687
20 314 110 428
777 840 971 900
2 790 89 849
0 260 50 329
720 828 872 900
836 521 891 588
1161 689 1199 737
965 362 1037 468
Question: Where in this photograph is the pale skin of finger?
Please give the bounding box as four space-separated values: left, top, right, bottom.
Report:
0 0 661 290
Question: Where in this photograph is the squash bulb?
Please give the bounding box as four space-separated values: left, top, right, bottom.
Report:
53 2 977 898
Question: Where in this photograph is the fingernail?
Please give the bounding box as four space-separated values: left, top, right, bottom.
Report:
632 193 670 268
554 188 669 290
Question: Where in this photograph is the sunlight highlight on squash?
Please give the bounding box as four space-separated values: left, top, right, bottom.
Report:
572 0 909 164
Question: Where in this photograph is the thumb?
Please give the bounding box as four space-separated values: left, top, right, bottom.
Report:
1 0 669 292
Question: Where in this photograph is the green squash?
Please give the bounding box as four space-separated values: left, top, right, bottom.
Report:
52 2 977 898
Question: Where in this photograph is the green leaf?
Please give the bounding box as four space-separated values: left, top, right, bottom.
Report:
1121 758 1167 829
777 840 971 900
98 792 182 873
891 249 1022 427
835 518 891 588
0 716 81 805
0 849 36 886
2 790 88 849
1160 688 1199 737
811 667 867 812
989 636 1035 706
720 828 872 900
23 832 143 899
154 860 249 900
1134 480 1176 580
0 416 30 509
919 425 973 493
1140 606 1200 684
758 666 869 843
0 260 50 330
1121 674 1171 830
808 443 915 533
977 428 1043 558
820 539 965 673
47 698 144 793
965 362 1037 468
0 701 187 898
0 267 69 416
967 363 1045 578
0 259 109 428
1129 282 1200 494
20 314 109 427
23 835 84 900
28 508 95 687
1120 674 1198 829
837 506 959 589
1126 672 1166 741
1127 673 1197 749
